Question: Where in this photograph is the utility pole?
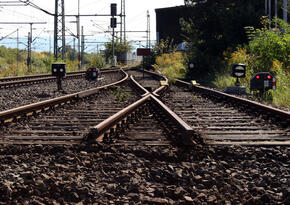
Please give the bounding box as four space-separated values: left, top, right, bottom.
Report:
275 0 277 27
81 26 84 69
146 10 151 48
54 0 66 60
269 0 271 22
120 0 126 42
265 0 268 15
27 32 32 72
73 37 76 60
0 22 46 71
17 28 19 70
77 0 81 69
283 0 288 23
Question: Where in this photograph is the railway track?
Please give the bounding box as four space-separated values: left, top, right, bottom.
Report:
0 69 140 144
1 68 289 146
160 80 290 146
0 69 289 204
0 68 197 147
0 68 120 89
0 70 124 112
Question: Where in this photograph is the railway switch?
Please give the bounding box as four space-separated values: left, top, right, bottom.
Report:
52 63 66 91
250 72 276 91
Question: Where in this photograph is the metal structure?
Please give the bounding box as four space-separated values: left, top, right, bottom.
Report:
146 10 151 48
0 22 46 72
120 0 126 42
54 0 66 60
283 0 288 23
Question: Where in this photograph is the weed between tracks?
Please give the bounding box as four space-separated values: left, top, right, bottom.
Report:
110 86 131 102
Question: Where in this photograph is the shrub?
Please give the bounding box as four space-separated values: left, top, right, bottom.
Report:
153 52 187 82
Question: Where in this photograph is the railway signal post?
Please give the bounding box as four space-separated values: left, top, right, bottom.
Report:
225 63 247 95
250 72 276 99
52 63 66 91
137 48 151 78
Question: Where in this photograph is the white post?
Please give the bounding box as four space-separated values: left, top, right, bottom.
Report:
283 0 288 23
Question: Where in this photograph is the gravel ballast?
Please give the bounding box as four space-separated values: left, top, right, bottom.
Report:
0 144 289 204
0 72 123 112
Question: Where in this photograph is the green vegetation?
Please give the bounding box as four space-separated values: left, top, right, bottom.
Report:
110 86 131 102
153 52 187 83
0 45 107 77
180 0 265 82
214 18 290 108
104 39 132 61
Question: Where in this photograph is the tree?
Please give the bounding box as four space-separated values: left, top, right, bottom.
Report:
180 0 265 81
104 39 132 61
247 18 290 73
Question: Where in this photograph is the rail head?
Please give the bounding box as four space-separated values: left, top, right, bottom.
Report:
86 95 151 141
77 68 129 98
150 94 199 145
129 69 169 96
130 75 150 96
176 79 290 119
0 69 129 124
0 94 78 123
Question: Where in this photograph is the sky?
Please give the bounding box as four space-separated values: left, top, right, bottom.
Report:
0 0 184 52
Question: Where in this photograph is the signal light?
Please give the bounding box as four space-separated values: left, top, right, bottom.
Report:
267 75 271 79
256 75 260 79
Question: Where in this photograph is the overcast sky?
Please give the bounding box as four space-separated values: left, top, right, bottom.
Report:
0 0 184 52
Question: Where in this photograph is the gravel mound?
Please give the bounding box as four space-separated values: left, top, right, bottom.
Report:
0 144 289 204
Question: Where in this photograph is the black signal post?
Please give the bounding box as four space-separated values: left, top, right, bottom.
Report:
231 63 246 86
225 63 246 95
52 63 66 91
250 72 276 98
110 3 117 66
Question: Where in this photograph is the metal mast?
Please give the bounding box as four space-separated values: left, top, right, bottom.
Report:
146 10 150 48
120 0 126 42
54 0 66 60
283 0 288 23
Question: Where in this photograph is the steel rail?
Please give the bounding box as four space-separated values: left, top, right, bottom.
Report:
0 69 129 124
0 68 124 89
150 94 198 145
87 95 151 142
129 69 169 96
86 75 198 145
129 75 150 96
0 68 122 82
0 71 85 82
175 79 290 119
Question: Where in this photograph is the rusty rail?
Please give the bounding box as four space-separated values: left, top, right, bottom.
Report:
130 75 150 96
176 79 290 120
0 68 125 89
0 68 122 82
0 71 85 82
150 94 197 145
85 75 198 145
0 69 129 124
86 95 151 142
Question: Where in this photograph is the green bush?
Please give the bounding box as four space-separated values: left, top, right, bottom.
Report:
247 18 290 73
87 53 106 68
214 18 290 108
153 52 187 83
